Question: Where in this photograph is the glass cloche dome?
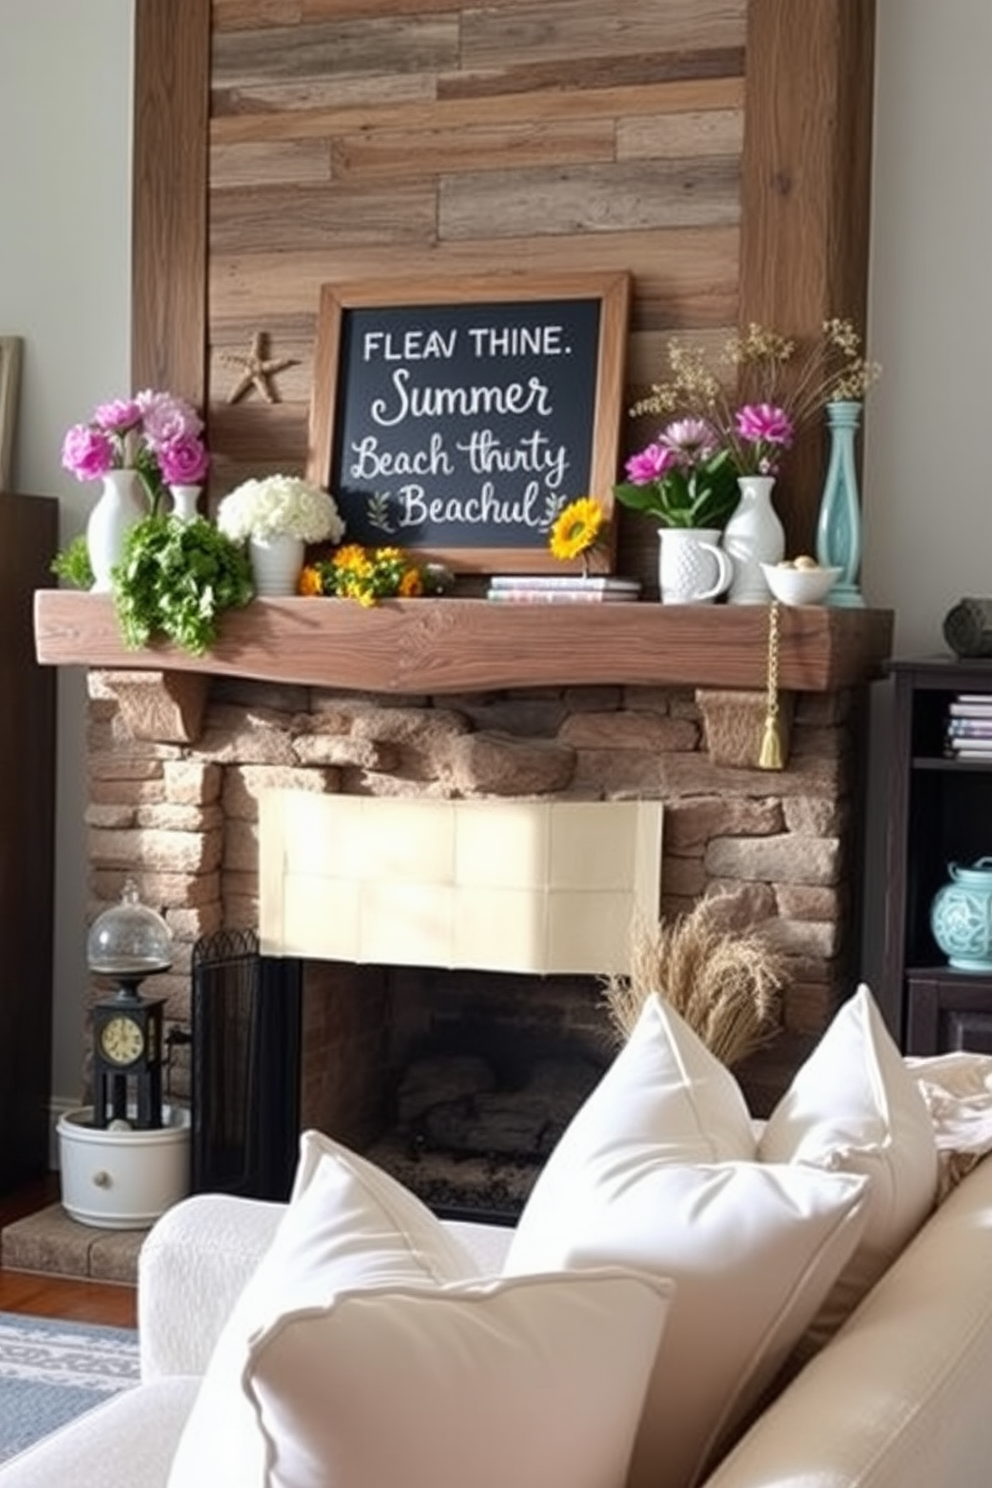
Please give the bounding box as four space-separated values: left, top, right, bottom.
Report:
87 878 173 978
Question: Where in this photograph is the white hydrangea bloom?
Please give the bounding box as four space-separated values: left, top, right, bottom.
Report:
217 475 345 544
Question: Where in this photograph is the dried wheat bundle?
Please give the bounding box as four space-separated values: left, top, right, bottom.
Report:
603 899 785 1067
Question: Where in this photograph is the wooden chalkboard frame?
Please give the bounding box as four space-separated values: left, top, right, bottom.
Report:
307 272 630 574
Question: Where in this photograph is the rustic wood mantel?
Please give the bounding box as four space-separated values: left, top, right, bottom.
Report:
34 591 893 696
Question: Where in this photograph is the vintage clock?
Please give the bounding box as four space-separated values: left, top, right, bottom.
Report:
87 879 173 1130
92 990 166 1129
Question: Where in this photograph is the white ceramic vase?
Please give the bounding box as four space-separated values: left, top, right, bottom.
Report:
722 475 785 604
249 533 305 596
86 469 148 592
169 484 201 522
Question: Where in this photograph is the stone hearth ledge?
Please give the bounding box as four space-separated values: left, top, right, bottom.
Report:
1 1203 145 1284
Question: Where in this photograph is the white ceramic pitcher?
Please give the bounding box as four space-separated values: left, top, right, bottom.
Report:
657 527 733 604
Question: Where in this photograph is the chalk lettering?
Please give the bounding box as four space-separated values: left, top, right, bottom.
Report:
370 368 554 427
361 328 458 362
467 324 565 358
455 429 569 490
397 481 543 529
349 431 454 481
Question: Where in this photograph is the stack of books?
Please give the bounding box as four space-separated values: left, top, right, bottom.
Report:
945 693 992 758
486 575 642 604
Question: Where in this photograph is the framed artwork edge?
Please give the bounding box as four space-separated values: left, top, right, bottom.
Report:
0 336 23 492
305 271 631 575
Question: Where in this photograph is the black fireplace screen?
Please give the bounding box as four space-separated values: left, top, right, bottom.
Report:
190 928 302 1202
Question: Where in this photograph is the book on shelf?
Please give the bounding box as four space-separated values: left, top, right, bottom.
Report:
487 574 641 595
949 697 992 718
486 585 640 604
946 718 992 738
945 743 992 759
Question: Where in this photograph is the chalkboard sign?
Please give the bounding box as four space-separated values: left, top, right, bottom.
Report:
307 272 630 573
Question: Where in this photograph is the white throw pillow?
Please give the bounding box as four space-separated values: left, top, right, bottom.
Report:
287 1127 483 1277
760 982 939 1349
511 993 755 1250
167 1130 481 1488
504 994 871 1488
243 1269 674 1488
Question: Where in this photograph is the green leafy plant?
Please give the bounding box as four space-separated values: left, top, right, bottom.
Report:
51 535 95 589
112 514 254 657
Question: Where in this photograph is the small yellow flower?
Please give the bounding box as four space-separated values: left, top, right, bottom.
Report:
299 542 443 606
549 497 606 562
333 544 371 574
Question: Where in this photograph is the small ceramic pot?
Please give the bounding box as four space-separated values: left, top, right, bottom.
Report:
249 533 305 596
931 857 992 970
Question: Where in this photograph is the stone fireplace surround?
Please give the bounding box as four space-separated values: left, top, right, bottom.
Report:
84 671 855 1137
34 591 893 1204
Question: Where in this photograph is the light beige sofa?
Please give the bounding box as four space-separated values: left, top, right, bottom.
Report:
6 986 992 1488
2 1150 992 1488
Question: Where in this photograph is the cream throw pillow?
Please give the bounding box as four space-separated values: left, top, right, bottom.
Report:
504 995 870 1488
510 989 755 1225
243 1269 674 1488
760 982 939 1350
167 1130 481 1488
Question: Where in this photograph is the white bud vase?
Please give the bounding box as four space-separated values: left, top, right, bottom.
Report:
248 533 305 596
722 475 785 604
169 484 201 522
86 469 148 592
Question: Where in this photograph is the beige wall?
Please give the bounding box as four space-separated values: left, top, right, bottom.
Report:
0 0 132 1112
863 0 992 654
0 0 986 1114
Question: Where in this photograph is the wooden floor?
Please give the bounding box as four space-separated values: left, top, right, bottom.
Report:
0 1178 137 1328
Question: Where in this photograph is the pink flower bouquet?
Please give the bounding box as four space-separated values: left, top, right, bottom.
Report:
61 389 210 514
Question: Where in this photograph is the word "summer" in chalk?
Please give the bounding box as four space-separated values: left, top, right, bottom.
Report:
370 369 553 427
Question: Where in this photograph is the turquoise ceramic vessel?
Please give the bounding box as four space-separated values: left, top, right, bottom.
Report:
931 857 992 971
815 400 864 608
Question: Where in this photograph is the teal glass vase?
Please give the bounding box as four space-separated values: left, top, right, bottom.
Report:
815 399 864 607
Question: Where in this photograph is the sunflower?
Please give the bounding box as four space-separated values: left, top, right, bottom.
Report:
549 497 607 563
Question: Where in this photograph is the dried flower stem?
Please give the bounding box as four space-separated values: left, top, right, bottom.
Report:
602 900 785 1067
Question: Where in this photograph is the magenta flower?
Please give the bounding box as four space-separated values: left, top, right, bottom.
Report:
659 417 718 466
735 403 794 449
625 442 679 485
159 433 210 486
61 424 114 481
93 399 142 435
136 389 203 451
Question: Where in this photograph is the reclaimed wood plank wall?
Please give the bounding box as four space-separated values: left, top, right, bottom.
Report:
132 0 875 589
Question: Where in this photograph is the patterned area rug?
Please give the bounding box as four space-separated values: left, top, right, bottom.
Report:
0 1312 140 1463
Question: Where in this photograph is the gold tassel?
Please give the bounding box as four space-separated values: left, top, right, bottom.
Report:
758 600 784 770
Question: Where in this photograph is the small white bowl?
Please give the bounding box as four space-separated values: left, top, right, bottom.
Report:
760 562 842 606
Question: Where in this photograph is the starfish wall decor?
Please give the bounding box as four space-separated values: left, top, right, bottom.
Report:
222 331 297 404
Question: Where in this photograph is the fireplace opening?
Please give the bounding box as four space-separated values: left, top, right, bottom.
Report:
364 965 612 1222
191 935 616 1223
